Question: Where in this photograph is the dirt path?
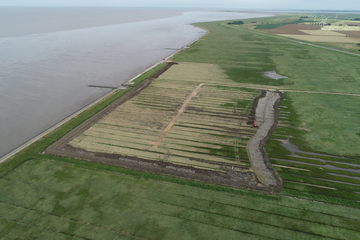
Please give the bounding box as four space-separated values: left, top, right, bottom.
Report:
247 90 283 187
151 83 205 148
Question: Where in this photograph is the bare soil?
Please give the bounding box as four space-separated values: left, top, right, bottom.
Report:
261 24 320 35
334 31 360 38
345 22 360 26
247 91 283 188
276 34 359 43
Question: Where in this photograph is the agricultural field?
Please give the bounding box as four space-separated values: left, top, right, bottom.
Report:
254 15 360 51
279 34 359 43
69 62 257 171
260 24 321 34
1 14 360 239
261 23 360 43
47 61 273 190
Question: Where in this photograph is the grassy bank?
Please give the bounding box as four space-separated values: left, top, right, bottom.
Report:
1 14 360 239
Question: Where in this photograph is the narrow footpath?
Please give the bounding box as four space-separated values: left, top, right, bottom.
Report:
151 83 205 148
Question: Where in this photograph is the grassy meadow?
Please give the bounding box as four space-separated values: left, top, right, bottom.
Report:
1 14 360 239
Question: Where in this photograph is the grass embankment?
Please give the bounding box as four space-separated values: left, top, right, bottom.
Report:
1 14 360 239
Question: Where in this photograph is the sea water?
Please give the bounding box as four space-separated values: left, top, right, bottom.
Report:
0 7 269 158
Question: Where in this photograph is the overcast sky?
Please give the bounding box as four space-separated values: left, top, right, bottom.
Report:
0 0 359 10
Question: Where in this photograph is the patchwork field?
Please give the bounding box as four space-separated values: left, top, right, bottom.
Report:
46 61 270 189
335 30 360 37
277 34 359 43
323 25 360 31
260 22 360 43
261 24 320 34
70 62 258 170
300 30 347 36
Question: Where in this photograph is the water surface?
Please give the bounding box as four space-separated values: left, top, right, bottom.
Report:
0 7 270 157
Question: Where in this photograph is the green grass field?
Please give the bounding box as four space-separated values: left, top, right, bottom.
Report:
1 14 360 239
1 159 360 239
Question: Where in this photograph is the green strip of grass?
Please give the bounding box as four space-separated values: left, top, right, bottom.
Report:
0 62 167 178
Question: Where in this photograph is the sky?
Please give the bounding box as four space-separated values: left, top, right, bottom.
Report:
0 0 359 10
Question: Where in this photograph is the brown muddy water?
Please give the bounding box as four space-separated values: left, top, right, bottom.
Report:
0 7 271 158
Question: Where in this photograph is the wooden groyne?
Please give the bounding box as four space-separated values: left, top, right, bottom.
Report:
88 85 117 89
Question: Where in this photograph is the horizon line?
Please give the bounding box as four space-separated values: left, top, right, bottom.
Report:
0 6 360 12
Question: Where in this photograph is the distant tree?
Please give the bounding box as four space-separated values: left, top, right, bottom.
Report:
227 21 244 25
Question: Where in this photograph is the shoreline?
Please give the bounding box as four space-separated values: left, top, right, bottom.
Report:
0 27 208 164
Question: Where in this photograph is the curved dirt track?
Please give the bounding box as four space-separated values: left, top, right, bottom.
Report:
247 90 283 188
151 83 205 148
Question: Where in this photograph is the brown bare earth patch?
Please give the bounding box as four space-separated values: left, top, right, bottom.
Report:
276 34 360 43
46 62 282 192
261 24 320 35
335 31 360 37
300 30 347 36
345 22 360 26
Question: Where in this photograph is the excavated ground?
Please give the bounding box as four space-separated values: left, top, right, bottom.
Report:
247 91 283 188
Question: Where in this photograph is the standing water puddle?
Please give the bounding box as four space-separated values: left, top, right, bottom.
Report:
262 71 288 80
276 138 360 176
